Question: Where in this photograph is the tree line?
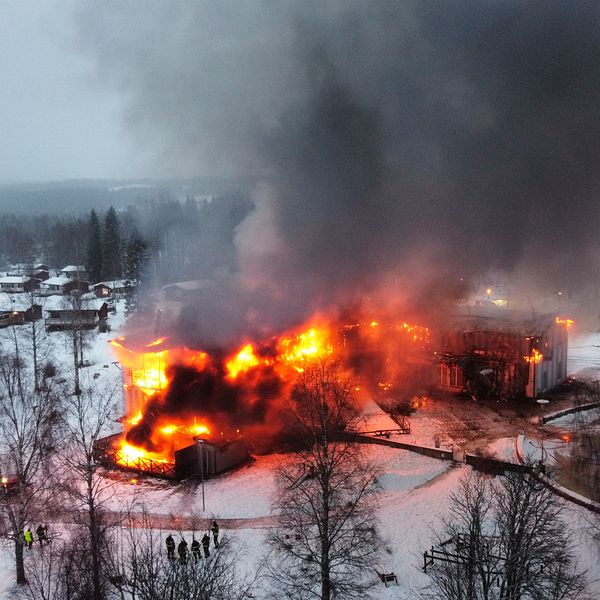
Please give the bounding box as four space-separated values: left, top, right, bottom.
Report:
0 192 252 288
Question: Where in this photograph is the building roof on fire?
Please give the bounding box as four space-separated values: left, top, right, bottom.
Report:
448 306 558 336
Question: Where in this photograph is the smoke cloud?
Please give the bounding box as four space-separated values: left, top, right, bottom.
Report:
75 1 600 340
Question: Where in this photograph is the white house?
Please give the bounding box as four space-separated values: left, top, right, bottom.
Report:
60 265 88 281
0 275 38 293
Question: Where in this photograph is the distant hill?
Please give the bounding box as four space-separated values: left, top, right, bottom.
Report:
0 177 249 215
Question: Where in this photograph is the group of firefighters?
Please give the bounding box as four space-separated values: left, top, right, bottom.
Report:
165 520 219 564
23 524 50 549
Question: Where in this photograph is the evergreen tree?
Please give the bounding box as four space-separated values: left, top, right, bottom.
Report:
124 228 148 314
86 210 103 284
102 206 122 280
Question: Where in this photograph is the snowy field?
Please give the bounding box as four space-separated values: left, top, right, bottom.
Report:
0 312 599 597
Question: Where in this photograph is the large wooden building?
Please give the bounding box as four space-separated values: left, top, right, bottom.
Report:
435 309 568 400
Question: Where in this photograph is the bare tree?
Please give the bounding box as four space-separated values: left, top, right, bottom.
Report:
423 469 589 600
0 349 62 585
266 361 382 600
559 408 600 502
59 375 123 600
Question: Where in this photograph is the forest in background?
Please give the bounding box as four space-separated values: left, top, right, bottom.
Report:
0 180 252 287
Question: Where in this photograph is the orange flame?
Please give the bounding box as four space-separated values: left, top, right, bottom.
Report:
278 326 333 372
556 317 574 328
226 344 262 378
524 349 543 364
109 316 429 471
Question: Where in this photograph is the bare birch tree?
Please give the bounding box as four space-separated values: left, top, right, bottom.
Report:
58 374 123 600
266 361 382 600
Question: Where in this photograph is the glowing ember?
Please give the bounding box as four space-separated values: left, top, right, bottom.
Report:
398 322 430 343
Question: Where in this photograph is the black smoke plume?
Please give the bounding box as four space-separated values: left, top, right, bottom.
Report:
75 1 600 340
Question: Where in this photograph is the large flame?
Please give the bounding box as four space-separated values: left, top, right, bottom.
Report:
109 318 429 470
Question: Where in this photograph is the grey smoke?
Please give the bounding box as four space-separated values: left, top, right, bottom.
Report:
75 1 600 341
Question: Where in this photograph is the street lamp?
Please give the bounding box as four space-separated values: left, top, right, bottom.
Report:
536 398 550 465
197 439 206 512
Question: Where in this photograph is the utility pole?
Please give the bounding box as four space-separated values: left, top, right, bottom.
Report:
197 439 206 511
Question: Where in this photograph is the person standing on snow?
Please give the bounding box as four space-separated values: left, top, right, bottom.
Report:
191 537 201 562
201 533 210 558
178 538 188 564
211 520 220 547
36 524 49 546
24 528 33 550
165 534 175 560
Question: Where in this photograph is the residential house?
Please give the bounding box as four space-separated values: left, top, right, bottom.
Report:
44 296 108 331
0 293 42 328
40 277 89 296
60 265 88 281
12 264 50 281
0 275 39 293
93 280 135 299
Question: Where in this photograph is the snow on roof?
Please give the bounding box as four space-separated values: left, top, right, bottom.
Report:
42 276 71 287
61 265 86 272
0 275 30 284
43 295 107 312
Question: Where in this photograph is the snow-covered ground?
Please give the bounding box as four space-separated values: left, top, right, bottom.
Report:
568 328 600 379
0 311 599 598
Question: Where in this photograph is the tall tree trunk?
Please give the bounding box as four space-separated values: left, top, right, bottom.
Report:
15 537 26 585
320 397 331 600
88 470 102 600
73 331 81 396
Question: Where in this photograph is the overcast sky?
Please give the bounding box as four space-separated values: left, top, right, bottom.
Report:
0 1 138 183
3 1 600 323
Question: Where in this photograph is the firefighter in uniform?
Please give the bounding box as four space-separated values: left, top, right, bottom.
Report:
178 538 188 564
211 520 220 547
165 534 175 560
201 533 210 558
24 528 33 550
36 524 49 546
191 537 201 562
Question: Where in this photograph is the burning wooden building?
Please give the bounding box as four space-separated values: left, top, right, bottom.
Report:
434 308 570 400
97 326 335 479
96 309 570 479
